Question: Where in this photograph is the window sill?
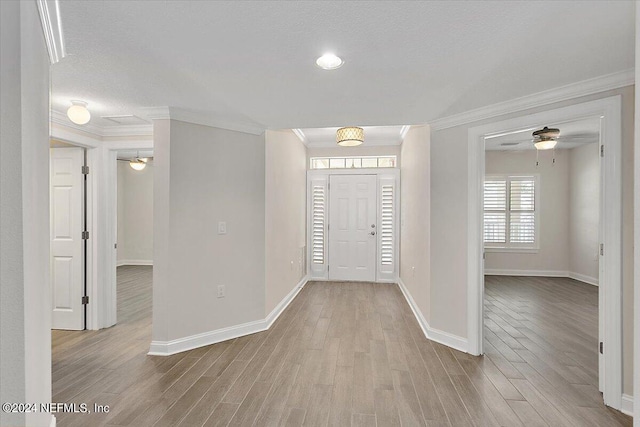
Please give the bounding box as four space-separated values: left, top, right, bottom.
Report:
484 247 539 254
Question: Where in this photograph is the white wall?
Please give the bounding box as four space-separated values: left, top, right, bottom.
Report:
399 126 431 322
485 150 570 274
569 143 600 283
153 120 266 342
117 161 154 265
430 86 634 394
0 2 52 426
265 130 307 314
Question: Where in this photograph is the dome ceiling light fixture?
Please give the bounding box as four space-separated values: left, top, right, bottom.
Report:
532 126 559 150
336 126 364 147
66 100 91 125
316 53 343 70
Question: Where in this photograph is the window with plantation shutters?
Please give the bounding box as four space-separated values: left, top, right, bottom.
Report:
484 175 538 249
311 185 326 264
380 185 394 266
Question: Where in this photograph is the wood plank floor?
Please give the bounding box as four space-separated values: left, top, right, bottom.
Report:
52 268 632 426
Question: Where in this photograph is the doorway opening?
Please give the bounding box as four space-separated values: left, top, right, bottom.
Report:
467 96 623 410
50 139 89 331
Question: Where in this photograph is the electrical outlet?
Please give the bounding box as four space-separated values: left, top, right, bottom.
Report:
217 285 225 298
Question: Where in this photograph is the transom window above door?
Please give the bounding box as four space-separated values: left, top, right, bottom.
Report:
310 156 397 169
484 174 539 251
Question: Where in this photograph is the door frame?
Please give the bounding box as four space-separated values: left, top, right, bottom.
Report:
466 95 623 409
50 123 153 330
307 168 400 283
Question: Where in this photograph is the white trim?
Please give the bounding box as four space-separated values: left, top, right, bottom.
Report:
484 269 599 286
148 318 267 356
431 70 634 131
484 269 568 277
265 274 309 328
36 0 65 64
50 415 56 427
567 271 599 286
149 275 309 356
484 247 539 254
141 106 265 136
621 394 634 417
51 110 153 138
397 279 468 353
467 95 623 409
116 259 153 267
292 129 308 146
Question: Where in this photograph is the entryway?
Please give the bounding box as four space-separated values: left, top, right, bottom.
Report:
308 168 399 283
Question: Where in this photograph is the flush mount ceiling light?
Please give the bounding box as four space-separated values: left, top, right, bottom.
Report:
66 100 91 125
532 126 559 150
316 53 343 70
336 126 364 147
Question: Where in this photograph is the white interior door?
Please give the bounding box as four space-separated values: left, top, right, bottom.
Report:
328 175 377 281
51 147 84 330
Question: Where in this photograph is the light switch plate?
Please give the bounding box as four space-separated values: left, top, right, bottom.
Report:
218 221 227 235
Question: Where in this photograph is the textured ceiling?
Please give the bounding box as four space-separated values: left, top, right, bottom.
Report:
52 1 634 130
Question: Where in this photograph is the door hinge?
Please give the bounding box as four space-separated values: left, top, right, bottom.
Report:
599 342 603 354
327 223 330 231
82 165 90 175
600 243 604 256
82 296 89 305
600 145 604 157
114 243 117 249
82 230 89 240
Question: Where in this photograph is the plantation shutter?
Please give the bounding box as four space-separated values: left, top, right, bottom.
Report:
484 180 507 243
309 177 328 278
378 175 396 280
509 178 535 243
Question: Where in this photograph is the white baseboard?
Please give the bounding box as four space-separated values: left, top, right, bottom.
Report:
265 275 309 328
621 393 634 417
484 269 599 286
117 259 153 267
397 278 468 353
567 271 599 286
148 275 309 356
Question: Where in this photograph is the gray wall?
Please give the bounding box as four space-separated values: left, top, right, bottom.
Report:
431 86 635 394
153 120 266 342
569 143 600 282
0 1 52 426
265 130 307 314
399 126 431 322
117 161 154 264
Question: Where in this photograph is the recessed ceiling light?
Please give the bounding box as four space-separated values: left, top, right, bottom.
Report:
316 53 343 70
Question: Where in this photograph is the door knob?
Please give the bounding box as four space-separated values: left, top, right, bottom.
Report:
370 231 376 236
371 224 376 228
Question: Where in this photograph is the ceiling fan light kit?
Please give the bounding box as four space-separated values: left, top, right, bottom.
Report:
532 126 560 150
129 158 147 171
336 126 364 146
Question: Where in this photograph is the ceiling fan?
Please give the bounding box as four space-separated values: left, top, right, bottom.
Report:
117 151 153 171
498 126 596 150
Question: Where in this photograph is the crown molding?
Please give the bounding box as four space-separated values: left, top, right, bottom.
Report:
141 106 266 136
430 69 635 131
292 129 308 146
36 0 66 64
50 110 153 138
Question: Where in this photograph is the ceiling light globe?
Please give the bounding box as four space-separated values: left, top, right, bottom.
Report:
336 126 364 146
67 101 91 125
534 139 557 150
129 159 146 171
316 53 343 70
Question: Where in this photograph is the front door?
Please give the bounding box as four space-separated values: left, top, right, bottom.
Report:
328 175 377 281
51 147 85 330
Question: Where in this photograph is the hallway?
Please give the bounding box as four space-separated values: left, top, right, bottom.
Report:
51 268 631 426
